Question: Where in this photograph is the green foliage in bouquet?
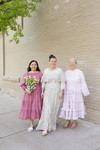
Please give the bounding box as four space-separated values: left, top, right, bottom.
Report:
0 0 40 44
24 76 39 96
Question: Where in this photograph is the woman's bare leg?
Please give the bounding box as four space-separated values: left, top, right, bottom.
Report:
29 119 34 128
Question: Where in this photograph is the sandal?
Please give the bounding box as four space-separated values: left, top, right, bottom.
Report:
70 123 77 129
63 121 70 128
42 130 48 136
53 128 56 131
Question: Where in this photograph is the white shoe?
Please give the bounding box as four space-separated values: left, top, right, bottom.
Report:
28 127 33 132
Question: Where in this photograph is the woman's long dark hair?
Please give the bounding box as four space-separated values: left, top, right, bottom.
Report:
27 60 41 72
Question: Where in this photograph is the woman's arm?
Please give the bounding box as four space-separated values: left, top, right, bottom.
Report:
20 74 27 91
20 73 31 95
59 69 65 98
41 70 46 99
80 71 90 98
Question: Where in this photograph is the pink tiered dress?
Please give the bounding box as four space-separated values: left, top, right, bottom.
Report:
60 69 90 120
19 72 43 120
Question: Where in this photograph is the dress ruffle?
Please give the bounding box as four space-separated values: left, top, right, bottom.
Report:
60 102 86 120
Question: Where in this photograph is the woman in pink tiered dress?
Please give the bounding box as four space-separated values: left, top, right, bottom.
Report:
60 58 90 128
19 60 43 132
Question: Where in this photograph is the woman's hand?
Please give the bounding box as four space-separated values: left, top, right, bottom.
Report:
59 90 63 99
41 92 44 100
25 89 31 95
41 88 44 100
84 96 88 100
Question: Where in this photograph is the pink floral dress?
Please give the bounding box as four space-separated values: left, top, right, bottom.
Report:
19 72 43 120
60 69 90 120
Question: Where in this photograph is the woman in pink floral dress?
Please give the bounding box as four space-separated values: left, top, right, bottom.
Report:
19 60 43 132
60 58 90 128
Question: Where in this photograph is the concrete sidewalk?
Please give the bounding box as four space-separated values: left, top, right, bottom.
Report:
0 93 100 150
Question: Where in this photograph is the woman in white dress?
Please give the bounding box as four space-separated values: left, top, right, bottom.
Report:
59 58 90 128
36 55 65 135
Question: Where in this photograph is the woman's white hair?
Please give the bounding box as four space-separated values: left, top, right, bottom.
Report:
69 58 77 64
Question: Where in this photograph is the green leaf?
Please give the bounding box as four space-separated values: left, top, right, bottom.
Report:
0 0 40 43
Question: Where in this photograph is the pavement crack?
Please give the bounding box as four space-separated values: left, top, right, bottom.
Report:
0 129 27 139
96 147 100 150
0 110 19 115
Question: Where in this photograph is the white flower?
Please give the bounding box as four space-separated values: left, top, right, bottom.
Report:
29 75 31 78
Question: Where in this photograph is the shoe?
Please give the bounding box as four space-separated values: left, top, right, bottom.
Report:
42 130 48 136
53 128 56 131
70 123 77 129
63 121 70 128
28 127 33 132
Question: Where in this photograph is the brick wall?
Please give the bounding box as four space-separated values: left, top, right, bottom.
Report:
0 0 100 124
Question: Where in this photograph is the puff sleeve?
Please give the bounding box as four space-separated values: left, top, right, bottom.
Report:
20 73 27 91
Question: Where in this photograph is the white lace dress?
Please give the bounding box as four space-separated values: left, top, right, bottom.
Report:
36 68 65 132
59 69 90 120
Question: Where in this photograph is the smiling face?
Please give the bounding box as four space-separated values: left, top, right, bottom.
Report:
69 58 77 70
49 58 57 68
30 61 37 71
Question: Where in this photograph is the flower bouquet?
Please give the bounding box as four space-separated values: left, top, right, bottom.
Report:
24 76 39 96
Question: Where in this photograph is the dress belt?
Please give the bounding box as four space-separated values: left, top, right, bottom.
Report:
45 81 61 83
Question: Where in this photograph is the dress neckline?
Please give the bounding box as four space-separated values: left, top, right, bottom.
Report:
48 68 57 72
28 71 39 74
69 69 77 72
